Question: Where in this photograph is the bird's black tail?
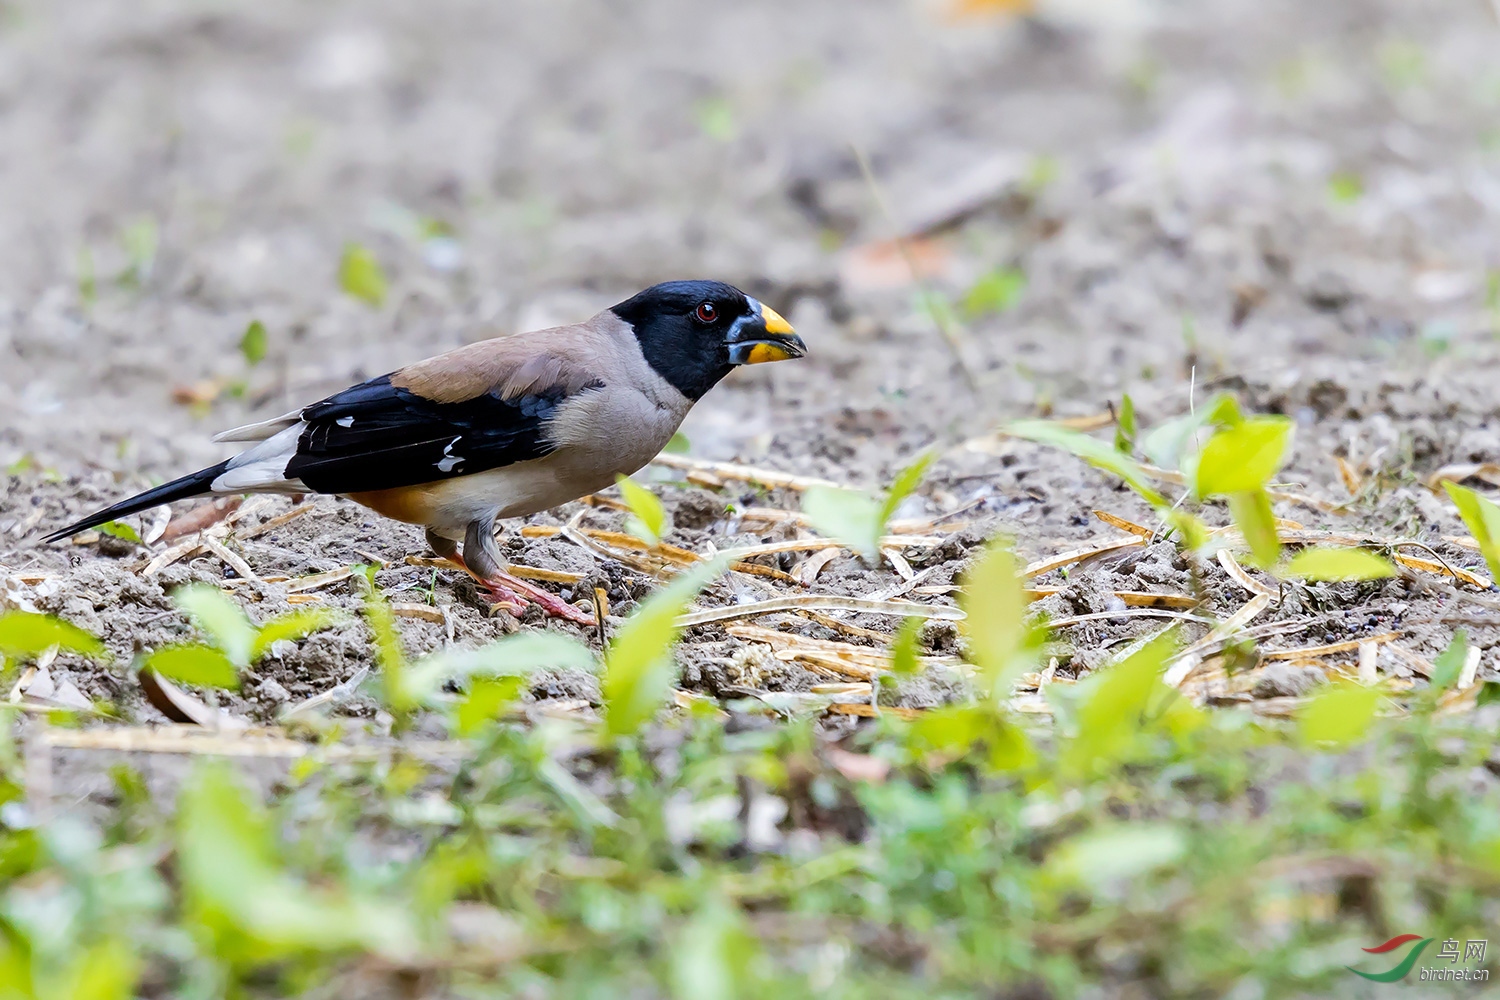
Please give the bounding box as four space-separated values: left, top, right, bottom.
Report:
43 460 232 543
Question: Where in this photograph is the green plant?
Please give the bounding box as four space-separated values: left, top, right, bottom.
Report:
802 451 934 563
338 243 387 307
1192 407 1294 568
616 473 669 548
1284 546 1396 581
0 611 109 671
239 320 268 365
602 557 726 736
117 217 158 289
143 586 341 690
1007 420 1167 506
962 267 1026 317
1443 480 1500 581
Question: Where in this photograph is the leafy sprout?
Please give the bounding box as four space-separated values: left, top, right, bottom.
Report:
97 520 142 545
1058 628 1183 779
1191 410 1294 568
239 320 268 365
0 611 109 670
1442 480 1500 582
888 617 923 676
962 267 1026 318
144 586 341 691
1298 680 1381 749
603 556 727 737
356 575 591 727
338 243 388 307
117 217 158 289
1429 629 1470 692
1114 393 1137 454
1007 420 1167 506
803 451 934 563
177 764 415 963
956 535 1047 698
1284 546 1396 581
616 473 670 548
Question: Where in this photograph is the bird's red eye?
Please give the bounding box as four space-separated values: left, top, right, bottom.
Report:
694 302 717 323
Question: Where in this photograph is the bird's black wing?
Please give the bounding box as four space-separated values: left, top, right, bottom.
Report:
283 374 602 494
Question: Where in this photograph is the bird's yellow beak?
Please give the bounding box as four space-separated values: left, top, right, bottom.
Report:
728 301 807 365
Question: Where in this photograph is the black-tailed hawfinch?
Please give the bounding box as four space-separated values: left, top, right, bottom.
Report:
47 281 806 622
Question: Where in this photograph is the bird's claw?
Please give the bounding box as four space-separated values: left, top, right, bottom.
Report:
481 572 595 626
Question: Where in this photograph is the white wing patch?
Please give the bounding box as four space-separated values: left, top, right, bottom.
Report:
336 416 354 428
436 436 463 473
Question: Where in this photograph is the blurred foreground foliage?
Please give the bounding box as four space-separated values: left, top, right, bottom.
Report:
1 529 1498 997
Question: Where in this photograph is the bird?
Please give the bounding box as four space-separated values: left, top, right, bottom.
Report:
45 280 806 622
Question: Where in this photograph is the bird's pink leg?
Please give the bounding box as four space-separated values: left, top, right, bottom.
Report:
481 570 596 625
431 525 595 624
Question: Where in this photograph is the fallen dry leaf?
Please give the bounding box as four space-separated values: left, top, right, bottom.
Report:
838 236 954 292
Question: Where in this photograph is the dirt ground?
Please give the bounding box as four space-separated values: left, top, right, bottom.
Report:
5 0 1500 730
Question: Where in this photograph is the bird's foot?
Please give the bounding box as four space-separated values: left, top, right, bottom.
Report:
476 579 528 617
481 571 596 625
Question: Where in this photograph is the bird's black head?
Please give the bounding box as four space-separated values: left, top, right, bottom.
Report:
610 280 806 400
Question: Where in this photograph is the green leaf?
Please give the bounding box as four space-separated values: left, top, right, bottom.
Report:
403 630 595 708
807 454 931 563
1193 416 1293 496
1203 393 1245 427
878 451 934 527
665 431 691 454
0 611 106 660
889 617 923 676
1299 681 1381 749
1138 411 1212 473
962 267 1026 317
1227 490 1280 568
142 645 240 690
696 96 737 142
118 217 158 287
1442 481 1500 582
172 585 255 668
1007 420 1167 506
616 473 669 548
1328 171 1363 204
454 676 525 737
239 320 268 365
802 485 884 563
95 519 143 544
177 764 415 959
909 704 1036 774
908 704 991 757
250 608 341 662
1114 394 1137 454
1163 508 1211 552
57 938 138 1000
671 897 758 1000
1284 546 1396 581
1049 824 1186 887
1431 629 1469 691
363 585 409 714
603 558 727 736
1061 628 1178 776
339 243 388 307
957 537 1039 693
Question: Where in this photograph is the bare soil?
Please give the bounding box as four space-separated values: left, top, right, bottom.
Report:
5 0 1500 733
